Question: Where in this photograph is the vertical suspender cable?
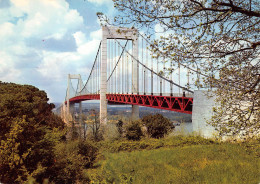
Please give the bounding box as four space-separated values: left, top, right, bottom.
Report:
108 40 110 93
114 39 116 94
118 42 120 94
99 49 101 93
126 44 128 94
131 41 133 94
151 54 153 95
187 68 190 96
111 40 112 93
146 40 148 95
122 41 124 94
145 41 149 95
170 61 173 96
118 42 121 94
163 59 165 95
157 57 159 94
96 53 97 93
178 62 181 95
142 38 144 94
142 38 145 95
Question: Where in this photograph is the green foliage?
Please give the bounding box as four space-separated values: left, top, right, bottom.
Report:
0 82 102 183
125 121 143 141
0 82 64 183
0 119 64 183
97 135 215 153
0 81 64 140
50 140 98 184
142 114 174 138
92 142 260 184
108 0 260 138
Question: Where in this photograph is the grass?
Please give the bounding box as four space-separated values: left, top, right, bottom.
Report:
87 136 260 184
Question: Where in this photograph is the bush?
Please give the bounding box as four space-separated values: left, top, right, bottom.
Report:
116 120 124 137
50 140 98 183
125 121 143 141
142 114 174 138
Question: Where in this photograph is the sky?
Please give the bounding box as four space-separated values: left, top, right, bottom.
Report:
0 0 193 103
0 0 115 102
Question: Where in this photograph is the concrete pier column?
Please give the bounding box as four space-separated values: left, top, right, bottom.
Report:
67 74 70 123
131 31 139 120
69 102 75 122
61 103 66 123
79 102 82 123
100 26 108 125
192 90 217 138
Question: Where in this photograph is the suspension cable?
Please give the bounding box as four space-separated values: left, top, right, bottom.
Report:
107 40 129 82
105 26 193 93
78 41 102 94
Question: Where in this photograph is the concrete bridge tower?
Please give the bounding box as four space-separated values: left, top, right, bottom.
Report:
100 26 139 124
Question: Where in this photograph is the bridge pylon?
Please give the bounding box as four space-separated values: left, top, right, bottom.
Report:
66 74 83 125
101 26 140 124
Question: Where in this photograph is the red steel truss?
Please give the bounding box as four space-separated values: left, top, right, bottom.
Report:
67 94 193 114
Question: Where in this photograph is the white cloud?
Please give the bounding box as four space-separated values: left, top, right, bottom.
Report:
90 29 102 40
0 0 88 102
0 0 117 102
0 51 21 82
74 31 87 46
87 0 112 5
74 29 101 56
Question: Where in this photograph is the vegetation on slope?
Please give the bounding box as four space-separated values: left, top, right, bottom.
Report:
0 81 259 184
89 138 260 184
0 82 99 183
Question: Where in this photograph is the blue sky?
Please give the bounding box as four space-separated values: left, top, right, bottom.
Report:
0 0 115 102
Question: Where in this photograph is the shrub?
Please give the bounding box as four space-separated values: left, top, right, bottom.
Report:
125 121 143 141
142 114 174 138
50 140 98 183
116 120 124 137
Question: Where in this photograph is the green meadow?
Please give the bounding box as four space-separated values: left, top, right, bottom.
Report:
87 136 260 184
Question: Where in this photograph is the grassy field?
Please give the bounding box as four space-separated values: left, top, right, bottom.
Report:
87 136 260 184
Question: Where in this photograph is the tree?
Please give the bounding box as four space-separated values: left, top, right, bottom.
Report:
125 121 143 140
0 82 64 183
0 118 64 183
0 82 64 140
99 0 260 138
86 110 103 141
142 114 174 138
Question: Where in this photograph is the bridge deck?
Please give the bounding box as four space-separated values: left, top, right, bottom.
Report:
68 94 193 114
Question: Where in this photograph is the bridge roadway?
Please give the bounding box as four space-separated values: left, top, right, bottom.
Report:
67 94 193 114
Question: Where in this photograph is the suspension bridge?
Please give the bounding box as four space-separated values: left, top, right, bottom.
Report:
59 26 216 136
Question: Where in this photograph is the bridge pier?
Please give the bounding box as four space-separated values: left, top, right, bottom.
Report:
131 27 139 120
132 105 139 120
192 90 217 138
69 102 75 124
100 27 108 125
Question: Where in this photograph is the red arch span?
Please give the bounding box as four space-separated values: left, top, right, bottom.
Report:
66 94 193 114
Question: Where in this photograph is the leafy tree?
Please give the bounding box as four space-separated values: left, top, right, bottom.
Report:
0 81 64 140
142 114 174 138
100 0 260 137
125 121 143 141
0 82 100 183
0 118 64 183
0 82 64 183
